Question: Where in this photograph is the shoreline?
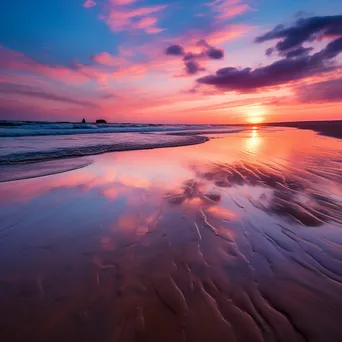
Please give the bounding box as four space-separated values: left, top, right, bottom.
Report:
0 135 209 166
0 135 209 182
264 120 342 139
1 121 340 182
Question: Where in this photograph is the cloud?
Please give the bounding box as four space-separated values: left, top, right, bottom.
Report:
177 40 224 61
185 61 206 75
297 77 342 103
196 52 337 92
0 83 100 108
165 40 224 75
91 43 184 82
133 16 157 28
207 46 224 59
175 23 252 49
0 47 92 84
110 0 137 4
319 36 342 59
206 0 251 20
91 51 124 66
166 44 185 56
103 2 167 34
144 27 165 34
197 16 342 93
196 39 224 59
284 46 313 59
256 15 342 55
83 0 96 8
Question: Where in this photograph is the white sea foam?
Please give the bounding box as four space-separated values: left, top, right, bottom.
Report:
0 132 211 166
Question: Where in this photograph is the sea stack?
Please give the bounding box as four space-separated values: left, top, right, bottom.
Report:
96 119 107 124
81 118 86 124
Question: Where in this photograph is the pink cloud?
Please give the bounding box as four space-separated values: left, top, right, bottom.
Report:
83 0 96 8
133 16 157 29
110 0 137 4
92 46 180 81
207 0 251 20
103 2 167 33
84 0 166 34
131 16 166 34
145 27 165 34
0 47 91 84
205 24 252 45
92 51 127 66
175 24 252 49
219 4 250 19
0 46 126 88
111 65 149 79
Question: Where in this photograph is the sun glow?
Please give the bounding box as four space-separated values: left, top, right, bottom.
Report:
245 127 262 153
245 105 267 124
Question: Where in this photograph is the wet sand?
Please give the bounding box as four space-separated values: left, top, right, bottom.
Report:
0 127 341 342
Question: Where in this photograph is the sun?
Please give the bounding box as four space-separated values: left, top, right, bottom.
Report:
245 105 267 124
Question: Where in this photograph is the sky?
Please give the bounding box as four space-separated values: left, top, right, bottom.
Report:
0 0 342 124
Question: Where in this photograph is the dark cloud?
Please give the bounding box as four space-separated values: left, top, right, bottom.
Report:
0 84 100 108
266 47 274 56
197 54 329 91
197 22 342 93
196 39 224 59
183 52 201 61
284 46 313 59
185 61 205 75
165 44 185 56
256 15 342 53
319 36 342 59
166 40 224 76
166 41 224 61
297 77 342 103
207 47 224 59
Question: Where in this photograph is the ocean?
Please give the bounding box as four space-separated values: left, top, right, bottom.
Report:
0 121 242 166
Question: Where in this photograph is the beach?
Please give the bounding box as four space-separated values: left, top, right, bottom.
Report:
0 126 342 342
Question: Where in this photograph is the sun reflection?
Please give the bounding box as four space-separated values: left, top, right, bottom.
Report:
245 127 262 152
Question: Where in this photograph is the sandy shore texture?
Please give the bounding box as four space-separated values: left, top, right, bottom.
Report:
0 127 341 342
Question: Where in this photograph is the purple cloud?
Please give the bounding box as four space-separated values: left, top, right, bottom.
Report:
297 77 342 103
196 52 337 92
166 41 224 61
185 61 206 75
319 36 342 59
183 52 199 61
196 39 224 59
196 18 342 93
165 44 185 56
207 46 224 59
166 40 224 76
256 15 342 55
284 46 313 59
0 84 100 108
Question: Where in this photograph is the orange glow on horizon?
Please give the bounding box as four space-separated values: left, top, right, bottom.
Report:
245 104 267 124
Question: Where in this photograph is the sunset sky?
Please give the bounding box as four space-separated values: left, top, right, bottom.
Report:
1 0 342 124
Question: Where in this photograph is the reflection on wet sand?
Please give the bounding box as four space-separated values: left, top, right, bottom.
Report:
0 128 341 342
190 158 342 227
